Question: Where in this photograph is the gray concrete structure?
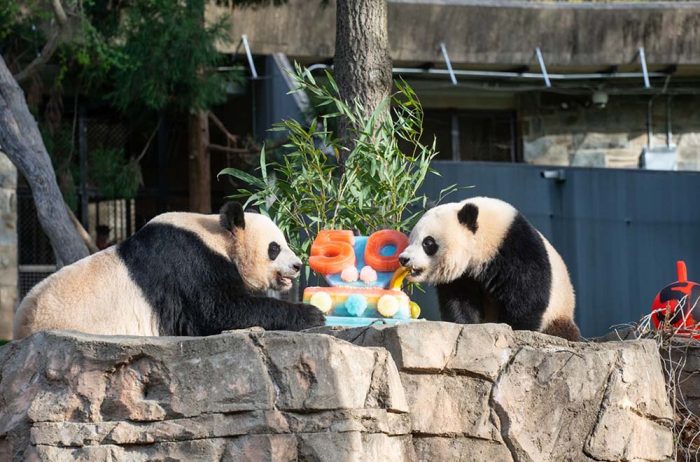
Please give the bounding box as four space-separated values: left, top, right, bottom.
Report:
212 0 700 68
208 0 700 171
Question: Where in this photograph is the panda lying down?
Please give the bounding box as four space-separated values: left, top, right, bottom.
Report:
13 202 325 339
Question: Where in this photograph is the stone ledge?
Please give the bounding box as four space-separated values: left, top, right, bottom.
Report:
0 323 674 461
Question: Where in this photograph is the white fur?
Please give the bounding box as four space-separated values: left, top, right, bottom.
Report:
401 197 517 283
538 234 576 330
13 211 300 339
400 196 575 332
13 247 159 339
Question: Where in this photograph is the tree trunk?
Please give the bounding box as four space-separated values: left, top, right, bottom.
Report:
0 54 89 266
188 109 211 213
334 0 392 150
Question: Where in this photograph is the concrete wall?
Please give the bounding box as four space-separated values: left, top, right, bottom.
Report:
519 93 700 170
0 153 17 340
211 0 700 67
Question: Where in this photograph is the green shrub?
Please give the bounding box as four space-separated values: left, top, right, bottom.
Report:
219 64 456 260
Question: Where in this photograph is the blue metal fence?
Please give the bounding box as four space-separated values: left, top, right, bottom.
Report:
416 161 700 338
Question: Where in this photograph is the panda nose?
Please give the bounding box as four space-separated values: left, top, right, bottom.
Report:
399 256 410 267
292 262 302 272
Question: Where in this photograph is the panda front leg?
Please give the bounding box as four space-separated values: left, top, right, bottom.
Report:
436 278 484 324
185 296 325 336
439 298 482 324
235 296 326 332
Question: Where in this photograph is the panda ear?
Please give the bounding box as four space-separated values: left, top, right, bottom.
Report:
220 202 245 231
458 203 479 233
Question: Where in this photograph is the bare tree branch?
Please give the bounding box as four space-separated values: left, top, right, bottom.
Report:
66 205 99 254
208 111 239 145
13 0 70 83
0 53 89 265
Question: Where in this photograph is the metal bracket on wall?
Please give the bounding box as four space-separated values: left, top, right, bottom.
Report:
534 48 551 88
439 42 458 85
638 47 651 89
241 35 258 79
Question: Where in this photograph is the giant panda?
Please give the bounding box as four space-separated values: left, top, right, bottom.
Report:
398 196 580 341
13 202 325 339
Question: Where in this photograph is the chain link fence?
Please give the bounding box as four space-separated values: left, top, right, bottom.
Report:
17 115 137 299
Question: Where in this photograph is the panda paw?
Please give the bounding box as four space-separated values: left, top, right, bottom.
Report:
295 303 326 330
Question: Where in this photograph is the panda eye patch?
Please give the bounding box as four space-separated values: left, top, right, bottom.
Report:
268 242 281 260
422 236 438 256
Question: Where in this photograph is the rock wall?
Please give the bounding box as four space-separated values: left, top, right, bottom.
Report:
328 323 674 462
0 153 17 340
0 323 674 461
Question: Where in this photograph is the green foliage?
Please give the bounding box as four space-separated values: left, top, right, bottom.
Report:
0 0 45 46
76 0 232 112
90 148 142 199
219 65 457 260
3 0 236 113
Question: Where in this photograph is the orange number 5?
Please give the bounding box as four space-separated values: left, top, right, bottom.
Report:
309 230 355 274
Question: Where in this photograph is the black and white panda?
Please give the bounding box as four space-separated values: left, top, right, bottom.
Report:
13 202 325 339
398 196 580 341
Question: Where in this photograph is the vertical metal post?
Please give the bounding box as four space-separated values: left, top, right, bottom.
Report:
242 34 259 140
666 96 673 148
451 112 460 161
639 47 651 89
509 114 517 162
647 97 654 148
439 42 458 85
535 48 551 88
78 112 88 228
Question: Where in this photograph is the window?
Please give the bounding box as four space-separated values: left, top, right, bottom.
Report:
421 109 517 162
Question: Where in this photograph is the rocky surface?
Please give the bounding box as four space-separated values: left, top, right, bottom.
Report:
0 322 674 461
326 322 674 462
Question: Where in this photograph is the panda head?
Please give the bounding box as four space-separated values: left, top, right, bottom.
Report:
398 197 517 284
220 202 302 292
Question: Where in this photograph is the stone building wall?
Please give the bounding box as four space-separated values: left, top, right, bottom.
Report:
520 93 700 170
0 153 17 340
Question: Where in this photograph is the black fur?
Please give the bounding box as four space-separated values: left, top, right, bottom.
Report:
117 223 324 336
437 213 552 331
458 203 479 233
220 202 245 231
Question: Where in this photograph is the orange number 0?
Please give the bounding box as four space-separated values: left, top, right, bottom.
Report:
364 230 409 272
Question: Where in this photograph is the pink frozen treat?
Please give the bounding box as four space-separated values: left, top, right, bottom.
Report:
359 265 378 283
340 266 359 282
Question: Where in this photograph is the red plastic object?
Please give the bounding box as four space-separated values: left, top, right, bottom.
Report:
651 261 700 337
364 230 409 272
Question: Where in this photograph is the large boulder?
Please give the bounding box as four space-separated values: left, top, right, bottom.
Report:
326 322 674 462
0 322 673 461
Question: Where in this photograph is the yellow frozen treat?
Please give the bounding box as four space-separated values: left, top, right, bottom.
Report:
309 292 333 314
409 301 421 319
377 294 399 317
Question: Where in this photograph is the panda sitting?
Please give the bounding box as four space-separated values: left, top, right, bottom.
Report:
13 202 325 338
399 196 580 341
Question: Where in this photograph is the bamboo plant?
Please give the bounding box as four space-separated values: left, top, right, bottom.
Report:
219 64 457 262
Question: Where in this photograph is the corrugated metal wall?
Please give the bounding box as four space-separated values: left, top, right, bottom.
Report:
416 161 700 338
